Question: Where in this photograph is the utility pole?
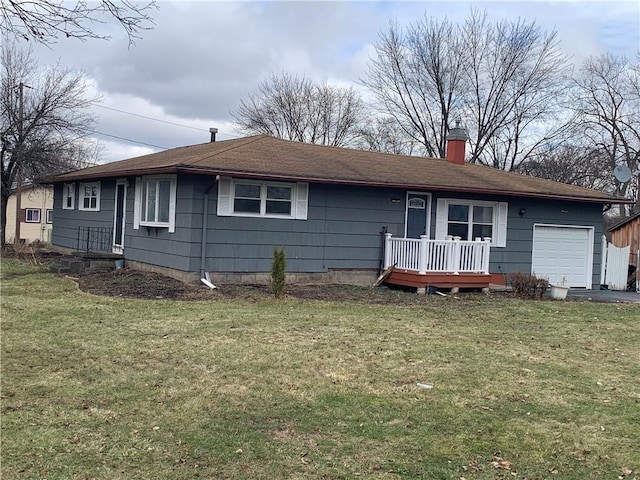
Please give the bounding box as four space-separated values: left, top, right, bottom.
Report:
14 82 25 246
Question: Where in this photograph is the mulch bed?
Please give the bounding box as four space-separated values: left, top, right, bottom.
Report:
75 267 452 304
5 248 489 303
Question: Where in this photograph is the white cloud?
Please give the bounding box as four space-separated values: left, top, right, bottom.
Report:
23 0 640 163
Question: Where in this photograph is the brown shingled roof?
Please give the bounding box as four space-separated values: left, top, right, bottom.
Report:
49 134 629 204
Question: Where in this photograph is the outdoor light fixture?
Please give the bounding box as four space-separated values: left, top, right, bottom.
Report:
519 208 526 217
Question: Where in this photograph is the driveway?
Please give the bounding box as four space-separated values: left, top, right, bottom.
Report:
568 289 640 303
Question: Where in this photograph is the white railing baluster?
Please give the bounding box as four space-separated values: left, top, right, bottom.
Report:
384 235 491 274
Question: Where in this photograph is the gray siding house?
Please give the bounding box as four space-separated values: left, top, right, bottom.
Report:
48 133 628 289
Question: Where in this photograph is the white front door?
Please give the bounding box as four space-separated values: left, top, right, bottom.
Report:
112 180 127 254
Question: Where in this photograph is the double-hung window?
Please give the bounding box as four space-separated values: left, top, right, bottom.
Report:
436 198 508 247
134 175 177 232
62 183 75 210
25 208 41 223
232 182 293 216
446 203 494 240
217 177 308 220
79 182 100 211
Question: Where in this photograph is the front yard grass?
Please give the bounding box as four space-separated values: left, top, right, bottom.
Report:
1 258 639 479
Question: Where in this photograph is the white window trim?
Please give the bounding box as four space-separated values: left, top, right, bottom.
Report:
404 191 432 238
78 182 101 211
133 175 177 233
217 176 308 220
62 183 75 210
46 209 53 224
25 208 41 223
435 198 508 247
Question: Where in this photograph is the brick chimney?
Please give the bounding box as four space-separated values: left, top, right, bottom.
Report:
446 122 468 165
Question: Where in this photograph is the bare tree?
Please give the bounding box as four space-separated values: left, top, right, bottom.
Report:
233 73 365 147
362 10 569 169
459 11 569 169
1 0 156 46
363 17 463 158
1 41 98 247
517 144 610 190
570 53 640 215
354 115 420 155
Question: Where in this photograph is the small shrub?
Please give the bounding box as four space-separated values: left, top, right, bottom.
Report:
270 246 286 299
507 272 549 299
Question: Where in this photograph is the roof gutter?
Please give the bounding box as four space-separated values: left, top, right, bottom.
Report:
47 165 630 205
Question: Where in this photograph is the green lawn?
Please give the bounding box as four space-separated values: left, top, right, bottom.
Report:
1 258 639 479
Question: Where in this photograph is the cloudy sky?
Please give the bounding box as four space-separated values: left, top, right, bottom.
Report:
28 0 640 163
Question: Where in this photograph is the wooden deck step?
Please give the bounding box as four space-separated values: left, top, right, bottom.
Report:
385 270 492 289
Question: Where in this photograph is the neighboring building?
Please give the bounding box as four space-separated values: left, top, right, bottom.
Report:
47 132 630 289
4 184 54 244
609 211 640 254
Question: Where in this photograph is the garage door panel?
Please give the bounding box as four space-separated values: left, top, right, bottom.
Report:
532 225 593 288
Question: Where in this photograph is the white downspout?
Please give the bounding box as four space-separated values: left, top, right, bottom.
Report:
200 175 220 289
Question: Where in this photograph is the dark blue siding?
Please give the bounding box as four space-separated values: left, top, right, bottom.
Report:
201 180 406 273
430 193 604 287
51 181 116 250
51 173 604 287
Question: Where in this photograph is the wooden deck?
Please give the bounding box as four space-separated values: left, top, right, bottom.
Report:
384 268 503 290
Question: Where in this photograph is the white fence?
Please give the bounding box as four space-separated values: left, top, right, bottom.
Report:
600 235 630 291
384 234 491 274
637 249 640 293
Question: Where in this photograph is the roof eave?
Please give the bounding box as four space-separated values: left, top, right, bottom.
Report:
46 166 181 183
608 211 640 231
48 164 629 205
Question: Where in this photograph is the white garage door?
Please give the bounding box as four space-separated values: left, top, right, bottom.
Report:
532 225 594 288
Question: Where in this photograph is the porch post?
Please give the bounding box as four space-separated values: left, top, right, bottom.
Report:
600 235 608 286
418 235 428 274
384 233 393 269
482 238 491 273
452 236 461 274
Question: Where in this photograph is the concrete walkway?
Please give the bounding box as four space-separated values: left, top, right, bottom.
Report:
568 289 640 303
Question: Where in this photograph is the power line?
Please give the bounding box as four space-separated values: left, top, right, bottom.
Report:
95 104 209 132
91 130 168 150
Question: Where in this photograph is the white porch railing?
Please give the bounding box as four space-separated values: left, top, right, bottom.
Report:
384 233 491 274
